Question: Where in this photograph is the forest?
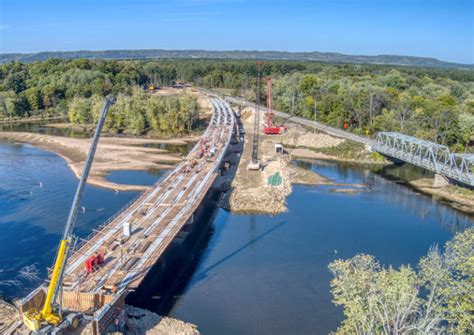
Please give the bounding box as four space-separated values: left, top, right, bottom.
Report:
0 58 472 147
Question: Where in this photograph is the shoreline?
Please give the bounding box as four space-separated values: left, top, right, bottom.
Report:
226 106 472 216
227 107 370 215
0 132 194 192
408 179 474 215
289 147 390 166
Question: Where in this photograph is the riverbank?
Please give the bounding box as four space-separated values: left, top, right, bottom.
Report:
227 106 474 215
409 178 474 214
228 107 371 214
0 132 196 191
283 126 388 165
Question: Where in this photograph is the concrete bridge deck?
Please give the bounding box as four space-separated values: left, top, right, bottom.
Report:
18 97 236 334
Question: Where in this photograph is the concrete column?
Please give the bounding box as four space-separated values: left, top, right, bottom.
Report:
433 174 450 188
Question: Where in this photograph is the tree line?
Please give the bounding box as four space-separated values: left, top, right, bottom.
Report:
0 58 472 146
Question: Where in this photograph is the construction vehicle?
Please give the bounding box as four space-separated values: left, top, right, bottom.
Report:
263 77 285 135
85 252 105 273
247 62 263 171
22 96 114 332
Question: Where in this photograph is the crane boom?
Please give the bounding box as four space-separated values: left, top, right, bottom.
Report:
23 96 114 331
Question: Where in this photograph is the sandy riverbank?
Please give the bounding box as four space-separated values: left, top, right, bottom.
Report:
228 107 371 214
289 147 389 165
409 178 474 214
0 132 197 191
281 126 389 165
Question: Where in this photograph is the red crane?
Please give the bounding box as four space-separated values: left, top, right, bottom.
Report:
263 77 285 135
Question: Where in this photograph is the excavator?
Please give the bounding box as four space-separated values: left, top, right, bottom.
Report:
22 96 115 332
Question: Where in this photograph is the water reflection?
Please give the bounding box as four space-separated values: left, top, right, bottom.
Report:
297 159 472 234
0 122 92 138
106 169 168 186
168 159 472 335
140 142 195 156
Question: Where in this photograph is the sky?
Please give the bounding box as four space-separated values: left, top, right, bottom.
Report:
0 0 473 64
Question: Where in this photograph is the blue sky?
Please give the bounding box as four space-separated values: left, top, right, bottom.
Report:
0 0 472 64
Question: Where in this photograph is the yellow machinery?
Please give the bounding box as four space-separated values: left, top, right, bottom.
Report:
22 97 114 331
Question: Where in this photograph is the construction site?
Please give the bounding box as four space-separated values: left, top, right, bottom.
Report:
1 96 238 334
0 66 343 334
2 62 472 335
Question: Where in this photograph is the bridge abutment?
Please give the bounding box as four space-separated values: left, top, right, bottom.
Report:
433 174 450 188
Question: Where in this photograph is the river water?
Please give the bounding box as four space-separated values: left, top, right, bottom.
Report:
0 131 472 334
166 160 471 335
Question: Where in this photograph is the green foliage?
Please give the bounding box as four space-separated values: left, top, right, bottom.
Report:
67 87 199 136
24 87 43 111
329 228 474 334
0 58 472 149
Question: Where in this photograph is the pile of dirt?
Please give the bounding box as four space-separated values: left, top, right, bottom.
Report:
230 157 293 214
286 162 332 185
240 107 255 122
125 305 200 335
281 127 345 149
228 107 332 214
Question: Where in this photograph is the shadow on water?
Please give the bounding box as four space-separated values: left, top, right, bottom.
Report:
161 158 471 335
105 169 169 187
190 220 287 285
140 142 195 156
125 190 221 315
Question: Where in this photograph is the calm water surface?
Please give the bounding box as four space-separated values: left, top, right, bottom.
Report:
106 169 168 186
0 122 92 138
167 160 472 335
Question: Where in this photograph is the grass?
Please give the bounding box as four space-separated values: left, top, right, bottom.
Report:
308 140 373 161
449 185 474 197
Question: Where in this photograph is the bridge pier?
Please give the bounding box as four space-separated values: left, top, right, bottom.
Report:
433 174 450 188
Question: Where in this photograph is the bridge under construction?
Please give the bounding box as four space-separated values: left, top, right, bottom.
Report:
17 97 236 334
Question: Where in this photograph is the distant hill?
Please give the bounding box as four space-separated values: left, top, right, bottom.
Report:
1 49 472 70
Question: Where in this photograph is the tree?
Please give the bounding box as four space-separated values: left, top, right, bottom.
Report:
68 97 92 124
5 72 27 93
393 92 414 133
458 112 474 147
329 228 474 335
24 87 43 111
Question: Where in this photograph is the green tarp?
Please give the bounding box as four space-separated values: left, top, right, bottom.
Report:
267 172 282 186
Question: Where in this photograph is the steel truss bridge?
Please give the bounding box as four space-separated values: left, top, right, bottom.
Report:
372 132 474 187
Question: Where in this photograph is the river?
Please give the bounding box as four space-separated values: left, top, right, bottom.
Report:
165 159 471 334
0 132 472 334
